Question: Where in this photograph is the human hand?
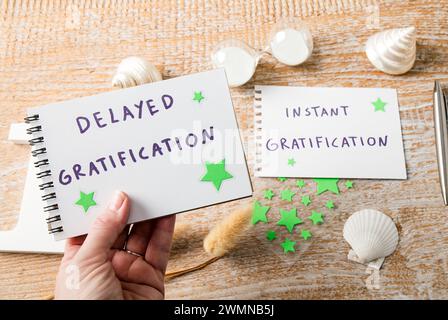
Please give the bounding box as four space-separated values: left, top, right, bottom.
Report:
55 191 175 300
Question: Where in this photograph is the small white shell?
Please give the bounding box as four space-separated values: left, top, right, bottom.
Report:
365 27 416 75
112 56 162 88
343 209 399 263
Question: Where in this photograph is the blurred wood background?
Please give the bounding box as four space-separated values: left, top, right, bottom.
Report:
1 0 448 299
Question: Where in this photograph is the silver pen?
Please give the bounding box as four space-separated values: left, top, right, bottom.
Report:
434 80 448 205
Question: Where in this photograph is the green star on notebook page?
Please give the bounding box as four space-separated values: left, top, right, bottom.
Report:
266 230 277 241
325 200 335 209
308 211 324 225
252 201 270 224
288 158 296 166
264 189 274 200
296 179 305 188
280 189 295 202
75 191 97 213
193 91 204 103
301 229 312 240
345 180 354 189
277 208 303 233
301 195 311 206
200 159 233 191
281 238 296 253
372 98 386 112
314 178 340 195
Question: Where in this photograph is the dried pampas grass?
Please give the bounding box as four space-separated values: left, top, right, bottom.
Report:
165 203 253 280
203 204 253 257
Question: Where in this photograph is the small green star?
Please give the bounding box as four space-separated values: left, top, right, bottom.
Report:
278 177 287 182
308 210 324 225
264 189 274 200
301 229 312 240
75 191 97 213
277 208 303 233
288 158 296 166
313 178 340 195
280 189 295 202
325 200 335 209
301 195 311 206
252 201 270 224
372 98 386 112
296 179 305 188
193 91 204 103
281 238 296 253
345 180 354 189
266 230 277 241
200 159 233 191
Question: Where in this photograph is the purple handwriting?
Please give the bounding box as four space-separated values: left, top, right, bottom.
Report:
285 106 349 118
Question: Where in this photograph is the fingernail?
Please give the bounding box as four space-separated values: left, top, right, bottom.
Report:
109 190 125 211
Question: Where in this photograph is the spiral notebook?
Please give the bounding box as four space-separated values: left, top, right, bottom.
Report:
26 69 252 241
254 85 406 179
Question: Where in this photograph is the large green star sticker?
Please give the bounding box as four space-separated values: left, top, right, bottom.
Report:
280 189 295 202
308 210 324 225
314 178 340 195
193 91 204 103
75 191 97 213
277 208 303 233
252 201 270 224
201 159 233 190
281 238 296 253
372 98 386 112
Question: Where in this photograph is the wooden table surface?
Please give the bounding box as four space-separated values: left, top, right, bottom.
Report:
1 0 448 299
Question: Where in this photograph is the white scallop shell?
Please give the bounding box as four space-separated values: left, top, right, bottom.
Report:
112 56 162 88
365 27 416 75
343 209 399 263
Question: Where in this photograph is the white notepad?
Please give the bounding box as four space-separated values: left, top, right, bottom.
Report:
254 85 407 179
27 69 252 240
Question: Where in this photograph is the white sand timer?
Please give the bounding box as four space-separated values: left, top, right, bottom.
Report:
211 20 313 87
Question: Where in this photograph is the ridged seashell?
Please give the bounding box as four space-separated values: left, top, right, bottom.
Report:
112 56 162 88
343 209 399 263
365 27 416 75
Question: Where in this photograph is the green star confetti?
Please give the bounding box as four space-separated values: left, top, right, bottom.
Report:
313 178 340 195
264 189 274 200
252 201 270 225
75 191 97 213
193 91 204 103
345 180 354 189
301 229 312 240
308 210 324 225
278 177 287 182
288 158 296 166
301 195 311 206
200 159 233 191
325 200 335 209
277 208 303 233
266 230 277 241
296 179 305 188
372 98 386 112
280 189 295 202
281 238 296 253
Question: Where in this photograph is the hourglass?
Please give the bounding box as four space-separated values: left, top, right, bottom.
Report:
211 20 313 87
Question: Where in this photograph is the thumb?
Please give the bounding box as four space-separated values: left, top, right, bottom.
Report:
78 191 130 257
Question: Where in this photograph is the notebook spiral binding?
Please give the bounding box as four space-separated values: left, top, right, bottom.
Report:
254 89 263 173
25 114 63 235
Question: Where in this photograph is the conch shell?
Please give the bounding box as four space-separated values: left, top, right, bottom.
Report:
365 27 416 75
112 56 162 88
